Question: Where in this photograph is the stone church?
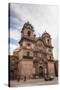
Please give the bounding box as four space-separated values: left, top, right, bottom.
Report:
9 21 56 80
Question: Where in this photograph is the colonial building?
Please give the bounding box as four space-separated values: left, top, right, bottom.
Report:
9 21 57 80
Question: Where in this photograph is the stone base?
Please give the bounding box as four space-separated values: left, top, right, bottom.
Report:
18 59 33 79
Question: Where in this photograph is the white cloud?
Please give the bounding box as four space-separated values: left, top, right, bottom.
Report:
10 4 59 60
9 44 19 55
10 28 21 41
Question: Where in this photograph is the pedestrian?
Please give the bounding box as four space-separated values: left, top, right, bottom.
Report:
17 75 20 82
24 76 26 81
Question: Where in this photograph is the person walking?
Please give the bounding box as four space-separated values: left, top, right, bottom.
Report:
24 76 26 81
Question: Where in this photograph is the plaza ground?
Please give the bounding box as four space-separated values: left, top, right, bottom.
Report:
10 77 58 87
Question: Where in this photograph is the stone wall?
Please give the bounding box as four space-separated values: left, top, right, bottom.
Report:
18 59 33 79
48 61 55 76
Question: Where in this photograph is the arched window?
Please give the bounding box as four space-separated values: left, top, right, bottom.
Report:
47 39 50 43
27 52 30 56
27 43 30 46
49 49 51 52
27 31 31 36
50 56 51 59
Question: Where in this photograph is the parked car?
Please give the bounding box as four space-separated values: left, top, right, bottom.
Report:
44 75 54 81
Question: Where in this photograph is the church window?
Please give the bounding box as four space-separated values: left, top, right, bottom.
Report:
27 52 30 56
28 31 31 36
47 39 50 43
27 43 30 46
49 49 51 52
50 56 51 59
20 43 22 46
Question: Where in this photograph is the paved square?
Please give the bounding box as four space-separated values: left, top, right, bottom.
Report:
10 77 58 87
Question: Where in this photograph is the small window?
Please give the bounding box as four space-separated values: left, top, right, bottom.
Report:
27 52 30 56
50 56 51 59
28 31 31 36
27 43 30 46
47 39 50 44
20 43 22 46
49 49 51 52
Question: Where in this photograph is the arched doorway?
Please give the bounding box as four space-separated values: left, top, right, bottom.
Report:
10 70 14 80
10 70 17 80
39 66 43 78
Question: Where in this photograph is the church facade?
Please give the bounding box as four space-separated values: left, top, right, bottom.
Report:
10 22 56 80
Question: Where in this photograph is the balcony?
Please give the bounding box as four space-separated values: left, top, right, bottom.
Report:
23 55 33 59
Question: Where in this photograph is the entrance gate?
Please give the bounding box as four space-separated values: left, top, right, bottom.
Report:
39 66 43 78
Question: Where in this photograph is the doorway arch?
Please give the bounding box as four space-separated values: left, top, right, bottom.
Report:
39 66 43 78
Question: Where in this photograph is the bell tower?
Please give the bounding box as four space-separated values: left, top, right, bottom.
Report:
21 21 34 38
42 31 53 60
18 22 35 79
42 31 55 76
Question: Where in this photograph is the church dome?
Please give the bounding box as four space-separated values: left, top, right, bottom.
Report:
21 21 34 32
42 31 50 38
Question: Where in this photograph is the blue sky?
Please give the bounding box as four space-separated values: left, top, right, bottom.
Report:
9 3 59 60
